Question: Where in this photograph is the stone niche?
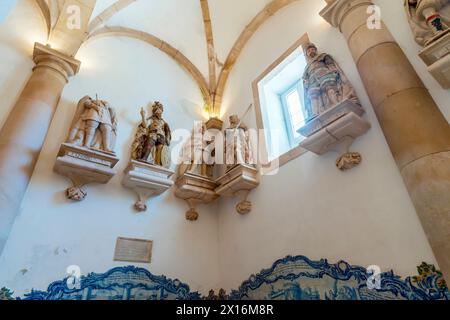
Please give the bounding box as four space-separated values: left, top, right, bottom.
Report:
298 99 371 171
122 160 174 212
54 96 120 201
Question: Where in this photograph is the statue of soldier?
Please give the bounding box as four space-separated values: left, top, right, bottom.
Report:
136 102 172 168
68 95 117 153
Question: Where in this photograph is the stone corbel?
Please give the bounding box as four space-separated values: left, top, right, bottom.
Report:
298 100 371 171
174 173 219 221
54 143 120 201
215 164 259 214
122 160 174 212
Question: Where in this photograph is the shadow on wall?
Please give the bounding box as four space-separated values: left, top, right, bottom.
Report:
1 255 448 300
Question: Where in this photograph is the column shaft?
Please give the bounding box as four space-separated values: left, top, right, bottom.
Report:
321 0 450 282
0 43 79 252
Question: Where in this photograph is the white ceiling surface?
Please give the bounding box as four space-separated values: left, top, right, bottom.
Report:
89 0 117 20
87 0 273 82
208 0 273 64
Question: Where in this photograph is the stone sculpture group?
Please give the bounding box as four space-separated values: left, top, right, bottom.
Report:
53 41 376 215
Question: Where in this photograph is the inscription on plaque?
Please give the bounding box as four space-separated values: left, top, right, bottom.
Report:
114 237 153 263
67 151 111 166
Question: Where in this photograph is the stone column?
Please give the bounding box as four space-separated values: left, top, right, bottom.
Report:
0 43 80 253
320 0 450 282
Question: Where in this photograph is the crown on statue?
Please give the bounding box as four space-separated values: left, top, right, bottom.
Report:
152 101 164 112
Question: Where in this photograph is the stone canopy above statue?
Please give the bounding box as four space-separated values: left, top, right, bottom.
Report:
298 43 370 171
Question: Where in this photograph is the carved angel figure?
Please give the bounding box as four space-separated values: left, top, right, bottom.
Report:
224 114 254 170
404 0 450 46
302 43 360 122
68 95 118 153
133 101 171 168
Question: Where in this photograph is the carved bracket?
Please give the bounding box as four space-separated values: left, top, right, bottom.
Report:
122 160 174 212
54 143 119 201
174 173 219 221
299 99 371 171
215 164 259 214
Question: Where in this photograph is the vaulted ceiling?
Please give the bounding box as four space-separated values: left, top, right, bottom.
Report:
36 0 302 115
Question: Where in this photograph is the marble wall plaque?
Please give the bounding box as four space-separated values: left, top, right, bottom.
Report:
114 237 153 263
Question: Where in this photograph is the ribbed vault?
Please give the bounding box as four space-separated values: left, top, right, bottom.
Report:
33 0 301 116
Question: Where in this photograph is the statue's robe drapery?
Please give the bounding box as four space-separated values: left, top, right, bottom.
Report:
224 125 254 168
177 123 207 176
303 53 360 122
131 122 148 161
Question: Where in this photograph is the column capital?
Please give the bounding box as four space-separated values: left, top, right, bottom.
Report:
32 43 81 82
320 0 373 29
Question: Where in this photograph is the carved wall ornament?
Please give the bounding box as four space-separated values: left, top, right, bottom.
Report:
54 96 120 201
335 152 362 171
298 44 371 171
122 104 174 212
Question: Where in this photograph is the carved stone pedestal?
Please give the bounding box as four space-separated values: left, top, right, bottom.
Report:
122 160 174 212
54 143 119 201
174 173 219 221
298 100 371 171
215 164 259 215
419 30 450 89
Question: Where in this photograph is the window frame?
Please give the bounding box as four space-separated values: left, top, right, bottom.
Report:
280 80 305 148
252 33 309 171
